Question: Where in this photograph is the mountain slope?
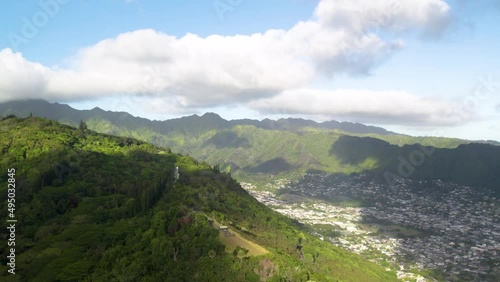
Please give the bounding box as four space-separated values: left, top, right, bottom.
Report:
332 135 500 193
0 100 472 178
4 99 498 192
0 116 398 281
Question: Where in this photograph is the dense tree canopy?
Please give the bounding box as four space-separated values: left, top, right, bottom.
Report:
0 116 398 281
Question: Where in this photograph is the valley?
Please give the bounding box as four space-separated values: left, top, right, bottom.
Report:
243 174 500 282
2 1 499 280
2 103 500 281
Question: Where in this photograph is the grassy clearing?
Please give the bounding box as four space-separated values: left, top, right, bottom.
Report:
218 228 268 257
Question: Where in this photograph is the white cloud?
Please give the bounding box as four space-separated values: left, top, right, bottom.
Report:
249 88 469 126
0 49 49 100
314 0 451 38
63 29 315 106
0 0 453 119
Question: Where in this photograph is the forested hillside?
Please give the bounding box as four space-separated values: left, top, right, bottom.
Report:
0 116 398 281
3 100 498 193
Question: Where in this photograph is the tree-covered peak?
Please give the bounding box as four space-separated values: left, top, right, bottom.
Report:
0 116 398 281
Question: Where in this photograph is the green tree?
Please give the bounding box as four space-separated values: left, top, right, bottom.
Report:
79 120 88 131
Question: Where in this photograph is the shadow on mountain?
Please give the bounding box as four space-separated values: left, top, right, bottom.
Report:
206 131 250 149
283 138 500 280
330 136 500 193
330 136 398 167
243 158 293 174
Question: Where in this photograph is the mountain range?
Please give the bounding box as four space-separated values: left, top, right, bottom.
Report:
1 99 499 194
0 99 396 135
1 100 500 280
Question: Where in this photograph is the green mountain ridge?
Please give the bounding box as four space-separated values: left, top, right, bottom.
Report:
0 116 399 281
332 136 500 193
1 100 498 193
0 99 397 135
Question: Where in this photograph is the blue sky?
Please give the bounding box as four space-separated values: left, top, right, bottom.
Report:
1 0 317 64
0 0 499 141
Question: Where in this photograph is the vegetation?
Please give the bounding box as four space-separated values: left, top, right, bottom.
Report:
5 100 499 193
332 136 500 193
0 116 398 281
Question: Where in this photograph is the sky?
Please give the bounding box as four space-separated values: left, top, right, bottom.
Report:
0 0 499 141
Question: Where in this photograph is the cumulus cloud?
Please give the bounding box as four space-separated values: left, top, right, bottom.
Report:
0 0 454 125
249 89 469 126
314 0 451 38
0 49 49 100
1 29 314 105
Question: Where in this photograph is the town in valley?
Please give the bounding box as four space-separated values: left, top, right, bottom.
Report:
242 174 500 282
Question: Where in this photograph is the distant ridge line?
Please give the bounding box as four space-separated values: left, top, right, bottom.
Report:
0 99 397 135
